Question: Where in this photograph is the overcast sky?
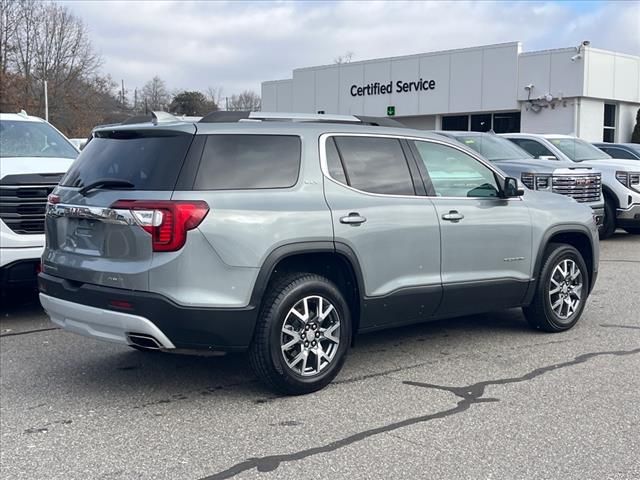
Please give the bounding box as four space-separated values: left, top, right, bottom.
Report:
62 0 640 99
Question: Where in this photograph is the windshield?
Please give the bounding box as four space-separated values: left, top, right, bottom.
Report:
0 120 78 159
550 137 611 161
451 134 532 161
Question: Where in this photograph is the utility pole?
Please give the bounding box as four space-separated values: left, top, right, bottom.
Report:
44 80 48 121
134 88 137 112
121 79 125 107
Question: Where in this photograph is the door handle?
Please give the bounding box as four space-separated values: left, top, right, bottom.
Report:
340 212 367 225
442 210 464 222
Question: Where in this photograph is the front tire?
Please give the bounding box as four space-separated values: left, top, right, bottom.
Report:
524 244 589 332
249 273 351 395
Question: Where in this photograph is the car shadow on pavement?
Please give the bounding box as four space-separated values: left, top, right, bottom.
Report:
50 308 535 403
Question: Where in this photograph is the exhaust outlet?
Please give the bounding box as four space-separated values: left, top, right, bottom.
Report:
127 333 163 350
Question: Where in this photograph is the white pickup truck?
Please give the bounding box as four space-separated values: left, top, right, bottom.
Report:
0 111 78 288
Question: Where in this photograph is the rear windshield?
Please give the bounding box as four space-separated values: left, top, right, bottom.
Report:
0 119 78 159
60 131 193 190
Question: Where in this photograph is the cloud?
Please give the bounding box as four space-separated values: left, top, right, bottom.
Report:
62 0 639 98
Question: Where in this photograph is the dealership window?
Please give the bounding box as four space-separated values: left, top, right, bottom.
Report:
603 104 616 143
442 115 469 131
442 112 520 133
470 114 492 132
492 112 521 134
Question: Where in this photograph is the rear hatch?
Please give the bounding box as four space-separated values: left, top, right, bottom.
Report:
43 123 197 290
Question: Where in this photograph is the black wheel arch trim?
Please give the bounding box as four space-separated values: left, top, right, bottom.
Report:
524 223 597 304
248 241 367 312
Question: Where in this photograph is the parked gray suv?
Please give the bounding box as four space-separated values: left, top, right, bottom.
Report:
39 112 599 395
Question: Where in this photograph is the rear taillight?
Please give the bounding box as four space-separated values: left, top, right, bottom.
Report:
110 200 209 252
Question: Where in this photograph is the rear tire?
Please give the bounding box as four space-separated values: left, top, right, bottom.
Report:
599 196 616 239
249 273 351 395
524 244 589 333
623 227 640 235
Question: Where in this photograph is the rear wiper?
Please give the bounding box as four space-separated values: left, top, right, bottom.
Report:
78 179 135 196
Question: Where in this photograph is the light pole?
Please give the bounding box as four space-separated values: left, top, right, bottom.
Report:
44 80 48 121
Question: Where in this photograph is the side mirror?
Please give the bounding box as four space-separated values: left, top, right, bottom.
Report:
503 177 524 198
538 155 557 161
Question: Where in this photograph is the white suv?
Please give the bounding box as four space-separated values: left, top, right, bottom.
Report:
503 133 640 239
0 111 78 288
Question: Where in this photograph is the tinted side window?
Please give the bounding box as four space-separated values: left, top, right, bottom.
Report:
334 136 414 196
195 135 301 190
325 137 347 184
413 141 500 198
509 138 553 158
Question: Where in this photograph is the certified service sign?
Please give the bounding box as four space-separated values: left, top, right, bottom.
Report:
350 79 436 97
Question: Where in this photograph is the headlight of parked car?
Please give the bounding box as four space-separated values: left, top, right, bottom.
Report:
521 173 552 191
616 171 640 193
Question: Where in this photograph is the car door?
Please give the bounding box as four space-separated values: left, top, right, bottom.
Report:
409 138 533 317
320 134 442 330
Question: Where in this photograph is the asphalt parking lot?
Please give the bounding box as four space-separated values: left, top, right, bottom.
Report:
1 233 638 480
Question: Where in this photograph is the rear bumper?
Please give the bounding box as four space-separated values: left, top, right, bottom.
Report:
38 273 258 351
40 293 176 348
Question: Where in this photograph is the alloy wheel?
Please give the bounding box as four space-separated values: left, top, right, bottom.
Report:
548 259 583 321
280 295 341 376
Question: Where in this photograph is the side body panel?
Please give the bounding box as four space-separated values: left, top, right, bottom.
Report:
319 134 443 330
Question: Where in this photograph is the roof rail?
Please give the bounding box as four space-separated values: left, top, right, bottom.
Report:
249 112 361 123
198 111 408 127
353 116 406 128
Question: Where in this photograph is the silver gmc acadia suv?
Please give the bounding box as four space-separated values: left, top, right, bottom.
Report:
39 112 600 395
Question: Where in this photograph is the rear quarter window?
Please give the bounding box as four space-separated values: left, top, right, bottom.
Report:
194 134 301 190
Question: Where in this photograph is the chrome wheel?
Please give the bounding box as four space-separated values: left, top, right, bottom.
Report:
280 295 341 377
548 259 583 321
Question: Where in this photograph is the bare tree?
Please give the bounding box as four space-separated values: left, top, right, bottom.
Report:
1 1 102 121
227 90 261 111
334 51 354 64
142 75 170 111
0 0 126 136
0 0 19 75
206 86 223 108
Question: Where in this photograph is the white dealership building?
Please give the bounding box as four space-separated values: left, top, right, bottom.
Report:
262 42 640 142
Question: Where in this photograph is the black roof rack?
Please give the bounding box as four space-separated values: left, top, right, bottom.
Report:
198 111 407 127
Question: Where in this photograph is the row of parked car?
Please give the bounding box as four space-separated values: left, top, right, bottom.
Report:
1 109 638 394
